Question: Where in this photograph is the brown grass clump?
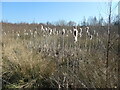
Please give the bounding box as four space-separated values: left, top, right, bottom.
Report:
2 38 56 88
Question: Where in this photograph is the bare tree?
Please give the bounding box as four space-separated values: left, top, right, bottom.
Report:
98 17 104 26
67 21 76 26
87 16 98 26
46 21 52 25
118 1 120 89
55 20 67 26
81 16 87 26
106 0 112 88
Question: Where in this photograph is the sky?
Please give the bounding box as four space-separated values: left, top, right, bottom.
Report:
2 2 119 24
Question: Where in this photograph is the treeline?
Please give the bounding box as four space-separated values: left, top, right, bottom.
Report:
1 15 119 26
46 15 120 26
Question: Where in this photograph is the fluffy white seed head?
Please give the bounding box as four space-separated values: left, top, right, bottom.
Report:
73 26 78 42
62 28 65 35
86 26 89 30
49 29 52 35
79 28 83 37
41 25 44 31
17 33 20 37
4 32 6 35
90 35 93 40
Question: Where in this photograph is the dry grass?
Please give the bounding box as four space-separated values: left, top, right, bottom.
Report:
2 37 56 88
2 23 119 89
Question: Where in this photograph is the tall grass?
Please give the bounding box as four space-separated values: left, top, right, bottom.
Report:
2 23 119 89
